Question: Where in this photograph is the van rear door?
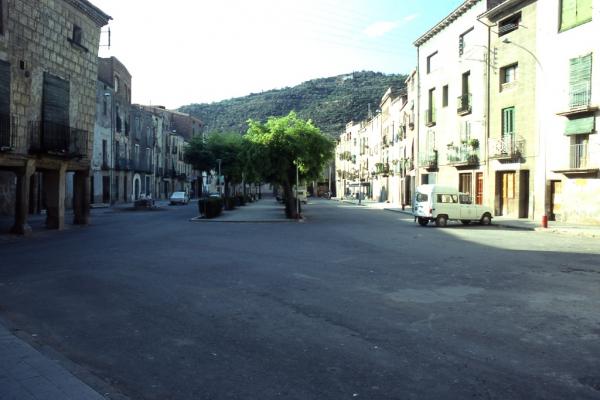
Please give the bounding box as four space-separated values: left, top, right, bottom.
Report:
414 191 430 217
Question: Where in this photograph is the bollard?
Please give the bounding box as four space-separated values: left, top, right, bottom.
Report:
542 214 548 228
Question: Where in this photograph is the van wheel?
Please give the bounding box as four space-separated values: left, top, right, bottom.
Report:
417 217 429 226
480 213 492 226
435 215 448 227
461 220 471 225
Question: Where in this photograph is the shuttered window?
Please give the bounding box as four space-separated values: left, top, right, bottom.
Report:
565 116 595 135
560 0 592 31
502 107 515 136
569 54 592 108
42 72 70 127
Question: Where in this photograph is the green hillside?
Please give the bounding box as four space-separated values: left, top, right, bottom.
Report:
178 71 407 138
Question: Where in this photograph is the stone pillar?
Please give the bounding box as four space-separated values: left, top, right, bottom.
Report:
10 160 36 235
44 163 67 230
73 169 90 225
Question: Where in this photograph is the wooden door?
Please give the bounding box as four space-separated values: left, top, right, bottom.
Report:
475 172 483 205
501 172 516 216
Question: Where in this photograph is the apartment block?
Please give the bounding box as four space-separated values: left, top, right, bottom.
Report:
414 0 488 204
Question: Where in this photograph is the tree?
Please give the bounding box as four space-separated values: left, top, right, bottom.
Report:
206 132 244 198
245 112 334 218
183 135 215 198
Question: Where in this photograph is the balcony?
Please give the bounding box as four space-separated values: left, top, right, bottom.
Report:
557 82 598 117
0 113 17 152
553 143 598 176
419 150 438 170
488 135 525 161
457 93 472 115
115 157 131 171
28 121 88 158
374 162 390 177
425 109 436 127
447 144 479 167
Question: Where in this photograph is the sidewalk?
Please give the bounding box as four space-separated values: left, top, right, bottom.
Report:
0 322 107 400
339 198 600 238
191 198 296 223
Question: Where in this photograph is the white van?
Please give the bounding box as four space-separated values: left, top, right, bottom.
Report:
294 185 308 204
413 184 493 227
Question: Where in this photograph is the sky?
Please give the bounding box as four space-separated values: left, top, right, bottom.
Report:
92 0 464 109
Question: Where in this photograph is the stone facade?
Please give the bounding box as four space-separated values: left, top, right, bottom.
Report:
0 0 110 233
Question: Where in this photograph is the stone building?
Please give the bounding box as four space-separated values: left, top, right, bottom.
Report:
92 56 132 205
0 0 110 234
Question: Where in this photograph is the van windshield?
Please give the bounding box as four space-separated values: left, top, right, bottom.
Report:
416 193 428 202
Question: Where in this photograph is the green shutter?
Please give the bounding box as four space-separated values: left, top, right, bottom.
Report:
502 107 515 136
576 0 592 24
569 54 592 106
565 116 595 135
561 0 577 30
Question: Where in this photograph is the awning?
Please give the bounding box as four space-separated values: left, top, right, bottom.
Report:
565 115 596 135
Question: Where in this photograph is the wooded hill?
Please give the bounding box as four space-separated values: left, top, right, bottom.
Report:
178 71 407 138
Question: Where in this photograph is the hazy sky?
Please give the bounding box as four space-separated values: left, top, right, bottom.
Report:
92 0 464 109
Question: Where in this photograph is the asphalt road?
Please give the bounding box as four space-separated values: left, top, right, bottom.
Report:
1 199 599 400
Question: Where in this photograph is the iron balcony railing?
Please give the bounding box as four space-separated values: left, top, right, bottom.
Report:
425 109 436 127
419 150 438 169
569 82 591 110
447 145 479 165
457 93 472 115
0 113 17 152
489 135 525 159
570 143 589 169
115 157 131 170
28 121 88 158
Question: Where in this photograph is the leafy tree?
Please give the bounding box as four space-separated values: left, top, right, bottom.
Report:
183 135 215 198
206 132 244 198
245 112 334 218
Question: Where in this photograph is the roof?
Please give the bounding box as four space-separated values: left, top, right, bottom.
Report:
414 0 481 47
63 0 111 27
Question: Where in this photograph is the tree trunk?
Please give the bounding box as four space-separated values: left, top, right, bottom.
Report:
282 181 301 219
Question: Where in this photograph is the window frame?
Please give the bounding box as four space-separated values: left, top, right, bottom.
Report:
427 51 438 74
500 63 518 85
498 12 521 36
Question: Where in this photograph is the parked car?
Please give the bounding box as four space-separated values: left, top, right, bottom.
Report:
413 184 493 227
169 191 189 205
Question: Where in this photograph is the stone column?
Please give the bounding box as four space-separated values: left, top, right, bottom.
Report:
44 163 67 230
73 169 90 225
10 160 36 235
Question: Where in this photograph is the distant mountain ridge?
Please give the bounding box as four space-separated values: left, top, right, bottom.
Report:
178 71 407 138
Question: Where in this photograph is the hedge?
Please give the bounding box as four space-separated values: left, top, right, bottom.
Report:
198 197 223 218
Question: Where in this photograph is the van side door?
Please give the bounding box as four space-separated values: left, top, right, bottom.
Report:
459 194 476 219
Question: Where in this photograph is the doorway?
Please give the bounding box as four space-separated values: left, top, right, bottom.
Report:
102 176 110 203
475 172 483 205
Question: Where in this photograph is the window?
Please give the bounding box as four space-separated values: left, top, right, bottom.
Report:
560 0 592 31
0 60 9 148
72 25 82 45
498 12 521 36
459 194 473 204
458 27 473 56
114 76 119 93
102 139 108 165
416 193 428 202
0 0 4 36
437 194 458 203
501 64 518 85
459 173 472 195
569 53 592 108
502 107 515 136
427 51 438 74
103 96 107 116
442 85 449 107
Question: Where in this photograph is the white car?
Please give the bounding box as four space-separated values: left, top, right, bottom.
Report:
169 191 189 205
413 184 493 227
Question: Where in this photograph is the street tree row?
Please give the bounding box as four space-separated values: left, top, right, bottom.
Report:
184 112 334 218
